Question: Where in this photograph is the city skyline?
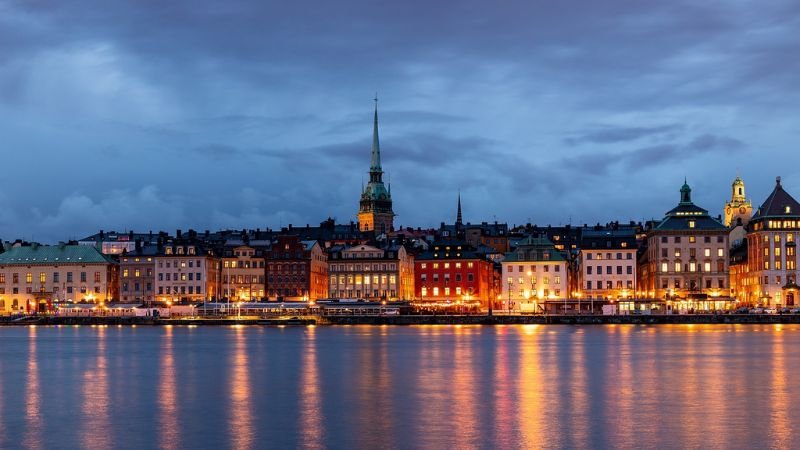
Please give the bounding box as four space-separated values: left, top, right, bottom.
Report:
1 1 799 242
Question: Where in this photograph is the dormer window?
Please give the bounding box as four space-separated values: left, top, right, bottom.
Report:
688 220 696 229
786 206 792 214
165 247 173 255
177 247 184 255
188 246 196 255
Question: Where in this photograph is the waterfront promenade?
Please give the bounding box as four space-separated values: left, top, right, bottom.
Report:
4 313 800 326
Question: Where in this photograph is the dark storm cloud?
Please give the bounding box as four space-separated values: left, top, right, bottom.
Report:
0 0 798 240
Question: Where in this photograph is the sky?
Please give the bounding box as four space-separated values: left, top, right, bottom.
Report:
1 0 799 243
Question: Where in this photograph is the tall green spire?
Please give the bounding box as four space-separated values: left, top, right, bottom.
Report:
370 94 381 172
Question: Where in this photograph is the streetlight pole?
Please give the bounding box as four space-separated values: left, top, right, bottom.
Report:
507 281 512 315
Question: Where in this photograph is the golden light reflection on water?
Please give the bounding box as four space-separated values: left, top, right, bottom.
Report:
23 326 42 450
450 326 480 448
229 327 254 450
81 325 111 450
769 324 789 447
517 325 546 448
568 329 590 448
299 326 323 450
158 326 179 450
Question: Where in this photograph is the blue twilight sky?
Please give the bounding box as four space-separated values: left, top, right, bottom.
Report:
1 0 799 242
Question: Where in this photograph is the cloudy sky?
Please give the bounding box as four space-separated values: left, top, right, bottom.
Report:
1 0 799 242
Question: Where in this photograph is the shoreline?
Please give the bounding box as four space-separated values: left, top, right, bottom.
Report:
3 314 800 326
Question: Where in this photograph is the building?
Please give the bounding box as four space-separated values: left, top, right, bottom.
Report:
577 228 638 305
501 235 568 313
358 99 395 234
266 236 327 301
79 230 160 255
327 242 414 300
221 240 268 302
639 180 731 311
723 175 754 228
414 241 498 309
740 176 800 306
723 175 754 247
119 244 158 304
154 238 221 303
0 244 118 314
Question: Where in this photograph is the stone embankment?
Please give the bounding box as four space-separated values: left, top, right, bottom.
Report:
4 314 800 326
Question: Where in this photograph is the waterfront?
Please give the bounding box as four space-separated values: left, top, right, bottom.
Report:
1 325 798 449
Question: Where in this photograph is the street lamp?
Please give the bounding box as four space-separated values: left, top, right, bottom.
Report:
507 280 512 315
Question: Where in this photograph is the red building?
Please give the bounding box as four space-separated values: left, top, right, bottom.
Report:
414 241 499 310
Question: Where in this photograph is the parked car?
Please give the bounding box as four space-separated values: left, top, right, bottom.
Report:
764 308 778 314
750 307 764 314
735 307 750 314
791 308 800 314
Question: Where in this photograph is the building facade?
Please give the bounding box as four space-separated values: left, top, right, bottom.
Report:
577 229 638 301
222 242 267 302
414 241 498 309
327 243 413 300
0 244 118 314
266 236 327 301
501 236 568 313
358 100 394 234
119 244 157 304
154 241 221 303
740 177 800 306
639 181 730 309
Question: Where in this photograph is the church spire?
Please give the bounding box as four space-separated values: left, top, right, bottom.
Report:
371 94 381 172
456 192 463 226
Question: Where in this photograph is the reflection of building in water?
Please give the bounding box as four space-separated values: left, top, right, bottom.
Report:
158 327 179 450
82 326 110 449
299 327 323 449
22 326 42 450
229 329 254 449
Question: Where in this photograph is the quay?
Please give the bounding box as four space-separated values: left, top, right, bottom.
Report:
5 314 800 326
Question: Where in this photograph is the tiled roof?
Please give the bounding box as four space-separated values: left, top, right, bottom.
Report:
0 245 115 265
751 177 800 221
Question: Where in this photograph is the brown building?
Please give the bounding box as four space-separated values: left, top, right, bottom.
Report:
638 181 731 311
738 177 800 307
221 240 268 302
266 236 327 301
154 235 221 303
119 243 157 304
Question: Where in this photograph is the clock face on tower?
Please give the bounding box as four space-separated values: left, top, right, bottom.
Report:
739 207 746 214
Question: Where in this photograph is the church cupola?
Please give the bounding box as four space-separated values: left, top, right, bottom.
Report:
723 174 753 228
680 178 692 204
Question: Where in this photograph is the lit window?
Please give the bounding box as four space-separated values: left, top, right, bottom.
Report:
688 220 696 229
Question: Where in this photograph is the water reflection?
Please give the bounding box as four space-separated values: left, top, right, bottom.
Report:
158 326 179 450
81 326 111 449
23 326 42 450
229 327 254 449
3 324 800 449
516 325 545 448
299 326 323 449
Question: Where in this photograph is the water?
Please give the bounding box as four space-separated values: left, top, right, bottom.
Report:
0 324 797 449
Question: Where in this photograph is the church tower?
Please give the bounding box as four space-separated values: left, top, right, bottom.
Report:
723 175 753 227
358 98 394 234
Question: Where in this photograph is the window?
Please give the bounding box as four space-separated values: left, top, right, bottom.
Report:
674 262 681 272
661 248 668 258
587 266 593 275
717 248 724 257
675 237 681 243
689 236 696 243
689 221 696 229
39 272 46 283
704 248 711 257
704 262 711 272
26 273 32 283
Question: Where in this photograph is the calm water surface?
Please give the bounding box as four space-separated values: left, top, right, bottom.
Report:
0 324 797 449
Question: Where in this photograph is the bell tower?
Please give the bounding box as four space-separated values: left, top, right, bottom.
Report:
723 175 753 227
357 97 395 234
